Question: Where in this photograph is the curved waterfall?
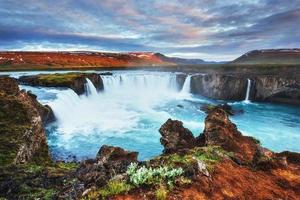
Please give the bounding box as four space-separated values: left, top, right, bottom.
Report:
85 78 98 96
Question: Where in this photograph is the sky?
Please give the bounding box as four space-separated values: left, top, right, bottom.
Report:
0 0 299 61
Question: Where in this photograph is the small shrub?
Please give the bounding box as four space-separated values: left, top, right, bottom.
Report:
127 163 183 187
156 185 168 200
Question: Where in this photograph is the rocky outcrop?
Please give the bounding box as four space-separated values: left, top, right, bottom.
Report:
77 145 138 188
18 73 104 95
202 108 260 164
200 103 244 116
159 119 197 154
0 77 51 165
191 74 248 100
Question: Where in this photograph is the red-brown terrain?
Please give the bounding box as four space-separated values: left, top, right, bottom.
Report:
0 51 175 70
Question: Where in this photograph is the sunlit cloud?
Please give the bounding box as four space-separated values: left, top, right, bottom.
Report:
0 0 299 61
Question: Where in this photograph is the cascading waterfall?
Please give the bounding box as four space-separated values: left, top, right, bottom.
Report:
84 78 98 96
46 72 204 160
244 78 251 102
180 75 192 96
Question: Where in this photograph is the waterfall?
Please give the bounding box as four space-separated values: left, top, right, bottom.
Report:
244 79 251 102
84 78 98 96
50 72 180 136
180 75 192 95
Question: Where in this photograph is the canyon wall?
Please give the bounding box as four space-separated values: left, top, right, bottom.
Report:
190 73 300 105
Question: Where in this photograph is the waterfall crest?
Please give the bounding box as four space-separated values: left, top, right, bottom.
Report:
244 79 251 102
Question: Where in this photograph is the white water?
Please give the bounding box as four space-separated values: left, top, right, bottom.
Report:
48 73 196 138
180 75 192 98
244 79 251 102
85 78 98 96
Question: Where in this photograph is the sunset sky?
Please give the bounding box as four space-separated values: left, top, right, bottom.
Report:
0 0 299 61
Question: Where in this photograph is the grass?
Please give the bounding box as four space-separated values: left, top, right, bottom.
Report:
37 73 83 85
88 180 132 199
155 185 168 200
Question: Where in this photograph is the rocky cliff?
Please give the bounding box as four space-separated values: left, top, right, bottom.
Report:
191 73 300 105
0 77 52 166
18 72 103 95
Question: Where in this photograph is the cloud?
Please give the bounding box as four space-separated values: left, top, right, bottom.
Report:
0 0 299 61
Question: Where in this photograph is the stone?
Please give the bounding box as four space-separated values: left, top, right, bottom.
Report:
159 119 197 154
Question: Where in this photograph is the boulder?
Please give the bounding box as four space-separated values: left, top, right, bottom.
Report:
76 145 138 188
159 119 197 154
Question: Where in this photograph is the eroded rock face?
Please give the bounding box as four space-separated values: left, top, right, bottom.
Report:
0 77 51 165
76 145 138 188
202 108 260 165
159 119 197 154
254 76 300 105
18 73 104 95
191 74 248 100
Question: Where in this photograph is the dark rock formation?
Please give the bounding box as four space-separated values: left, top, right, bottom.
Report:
77 145 138 188
202 108 260 165
190 73 300 105
0 77 51 166
18 73 104 95
159 119 197 154
191 74 248 100
200 103 244 116
175 73 187 91
253 75 300 105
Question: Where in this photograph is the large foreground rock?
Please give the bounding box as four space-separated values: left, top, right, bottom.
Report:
18 73 103 95
76 145 138 188
202 108 260 164
159 119 197 154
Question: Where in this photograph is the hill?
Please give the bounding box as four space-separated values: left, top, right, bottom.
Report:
232 49 300 64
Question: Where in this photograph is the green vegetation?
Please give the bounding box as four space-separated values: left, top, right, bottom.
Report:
36 73 83 85
155 185 168 200
127 163 184 187
99 180 132 199
160 146 234 170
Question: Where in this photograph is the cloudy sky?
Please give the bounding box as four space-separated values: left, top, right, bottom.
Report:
0 0 299 61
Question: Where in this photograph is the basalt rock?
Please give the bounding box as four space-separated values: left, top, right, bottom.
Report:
200 103 244 116
18 73 104 95
191 74 248 100
202 108 260 165
159 119 197 154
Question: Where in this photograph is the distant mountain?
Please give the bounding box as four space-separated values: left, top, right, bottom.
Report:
154 53 207 65
232 49 300 64
0 51 214 70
